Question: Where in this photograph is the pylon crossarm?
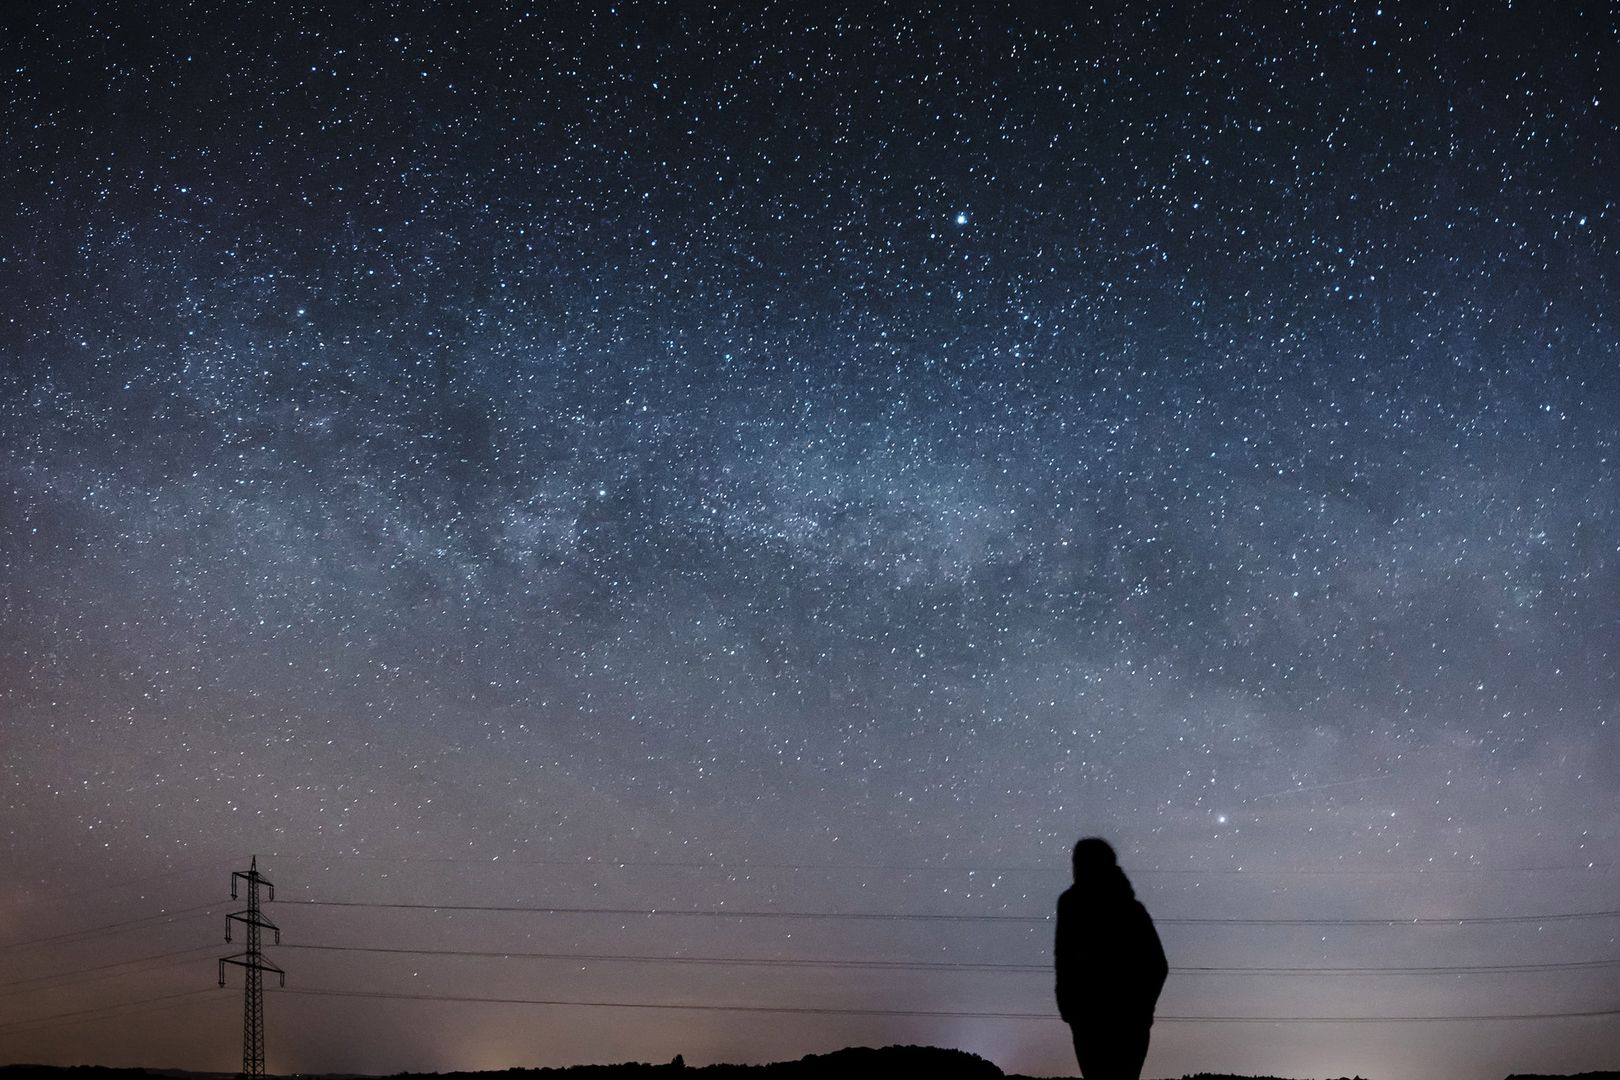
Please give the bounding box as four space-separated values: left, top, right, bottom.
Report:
222 955 286 983
233 869 275 892
225 910 269 941
228 910 281 931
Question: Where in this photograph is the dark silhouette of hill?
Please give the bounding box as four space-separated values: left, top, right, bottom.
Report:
387 1045 999 1078
1 1069 238 1080
3 1058 1614 1080
2 1051 993 1080
1156 1076 1368 1080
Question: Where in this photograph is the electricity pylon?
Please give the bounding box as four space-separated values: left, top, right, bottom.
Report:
219 856 285 1080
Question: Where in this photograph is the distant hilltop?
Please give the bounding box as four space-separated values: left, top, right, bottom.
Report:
394 1045 1001 1078
4 1054 1616 1080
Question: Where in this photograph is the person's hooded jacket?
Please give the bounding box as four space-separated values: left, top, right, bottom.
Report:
1053 864 1169 1027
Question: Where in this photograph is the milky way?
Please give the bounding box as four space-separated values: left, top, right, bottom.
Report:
2 6 1617 1080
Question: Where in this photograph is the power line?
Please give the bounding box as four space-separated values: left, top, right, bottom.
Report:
1173 960 1620 975
280 941 1620 976
281 942 1049 971
276 986 1620 1024
285 898 1620 926
7 980 1614 1037
0 988 221 1034
0 905 216 952
7 863 220 905
0 946 215 996
266 852 1618 875
283 899 1045 922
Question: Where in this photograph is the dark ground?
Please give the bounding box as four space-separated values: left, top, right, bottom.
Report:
4 1053 1616 1080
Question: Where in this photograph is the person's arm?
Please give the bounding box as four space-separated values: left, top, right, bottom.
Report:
1141 903 1168 1010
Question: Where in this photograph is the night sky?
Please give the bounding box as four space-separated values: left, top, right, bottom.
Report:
2 4 1618 1079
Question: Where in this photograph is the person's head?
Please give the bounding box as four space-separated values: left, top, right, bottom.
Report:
1071 836 1121 883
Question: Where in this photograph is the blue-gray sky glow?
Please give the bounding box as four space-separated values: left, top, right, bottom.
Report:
2 5 1618 1079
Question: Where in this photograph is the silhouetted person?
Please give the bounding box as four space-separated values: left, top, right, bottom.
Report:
1054 837 1168 1080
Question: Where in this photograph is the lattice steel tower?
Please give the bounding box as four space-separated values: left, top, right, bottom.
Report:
219 856 286 1080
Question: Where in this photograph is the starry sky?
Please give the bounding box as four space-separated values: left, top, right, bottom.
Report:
2 4 1618 1079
